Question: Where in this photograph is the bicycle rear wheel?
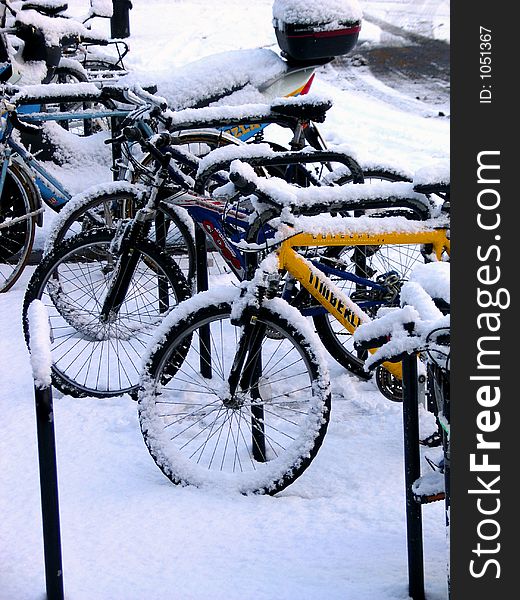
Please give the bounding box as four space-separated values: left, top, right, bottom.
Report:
23 228 191 398
139 294 331 494
305 170 417 377
0 167 37 292
313 239 428 378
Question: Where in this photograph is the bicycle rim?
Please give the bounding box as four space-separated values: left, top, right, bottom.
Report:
24 230 190 397
0 170 36 292
139 302 331 494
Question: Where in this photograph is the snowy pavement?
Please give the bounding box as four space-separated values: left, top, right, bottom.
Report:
0 1 450 599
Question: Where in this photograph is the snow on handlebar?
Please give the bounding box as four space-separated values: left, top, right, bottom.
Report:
353 262 450 371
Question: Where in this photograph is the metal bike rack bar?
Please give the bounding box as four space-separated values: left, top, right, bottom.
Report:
401 353 425 600
27 301 64 600
195 223 212 378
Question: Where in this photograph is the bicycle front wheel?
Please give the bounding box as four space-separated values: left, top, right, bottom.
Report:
48 187 196 284
23 228 191 398
139 295 331 495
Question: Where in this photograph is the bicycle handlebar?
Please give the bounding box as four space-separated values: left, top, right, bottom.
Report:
219 157 437 221
353 262 451 371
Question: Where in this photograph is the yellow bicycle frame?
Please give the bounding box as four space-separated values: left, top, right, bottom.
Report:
276 228 451 378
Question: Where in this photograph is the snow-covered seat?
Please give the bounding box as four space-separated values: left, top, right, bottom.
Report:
413 161 450 195
21 1 69 18
270 96 332 122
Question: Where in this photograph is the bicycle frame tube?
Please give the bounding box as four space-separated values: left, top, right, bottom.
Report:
276 229 451 379
181 201 249 280
8 138 70 208
0 149 9 192
20 109 130 123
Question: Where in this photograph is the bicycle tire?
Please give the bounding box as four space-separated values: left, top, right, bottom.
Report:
0 165 37 293
334 167 413 186
139 292 331 495
48 187 197 285
49 65 117 136
23 228 191 398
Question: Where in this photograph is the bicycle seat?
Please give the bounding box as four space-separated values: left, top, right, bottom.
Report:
270 97 332 123
413 183 450 195
412 162 450 195
21 1 69 18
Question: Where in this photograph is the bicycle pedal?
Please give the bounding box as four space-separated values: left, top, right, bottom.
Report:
420 430 442 447
414 490 446 504
412 471 445 504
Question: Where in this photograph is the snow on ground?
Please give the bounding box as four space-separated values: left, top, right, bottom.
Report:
363 0 450 41
1 1 449 599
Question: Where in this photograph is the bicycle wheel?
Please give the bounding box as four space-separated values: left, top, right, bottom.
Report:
333 167 412 186
139 293 331 495
290 170 413 376
23 228 191 398
49 65 116 136
0 166 37 293
48 187 196 285
312 238 428 378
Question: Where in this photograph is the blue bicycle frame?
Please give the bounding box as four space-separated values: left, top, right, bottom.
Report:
179 197 395 316
1 104 130 210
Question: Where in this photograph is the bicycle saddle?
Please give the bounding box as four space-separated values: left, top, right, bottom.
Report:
413 183 450 195
412 162 450 195
21 1 69 18
270 98 332 123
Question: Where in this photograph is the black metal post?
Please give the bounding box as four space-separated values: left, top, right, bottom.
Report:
154 211 170 314
34 385 64 600
195 223 209 294
195 224 211 378
111 0 132 39
401 354 425 600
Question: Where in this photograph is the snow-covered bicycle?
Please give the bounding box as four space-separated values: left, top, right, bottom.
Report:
133 161 449 494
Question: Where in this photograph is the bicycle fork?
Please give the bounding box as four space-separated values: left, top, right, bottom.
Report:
99 168 171 323
229 316 268 462
98 212 168 323
200 309 269 463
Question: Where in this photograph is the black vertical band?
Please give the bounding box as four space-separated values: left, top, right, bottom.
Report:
451 2 515 597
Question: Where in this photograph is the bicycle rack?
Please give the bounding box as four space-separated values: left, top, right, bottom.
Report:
27 301 64 600
402 353 426 600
